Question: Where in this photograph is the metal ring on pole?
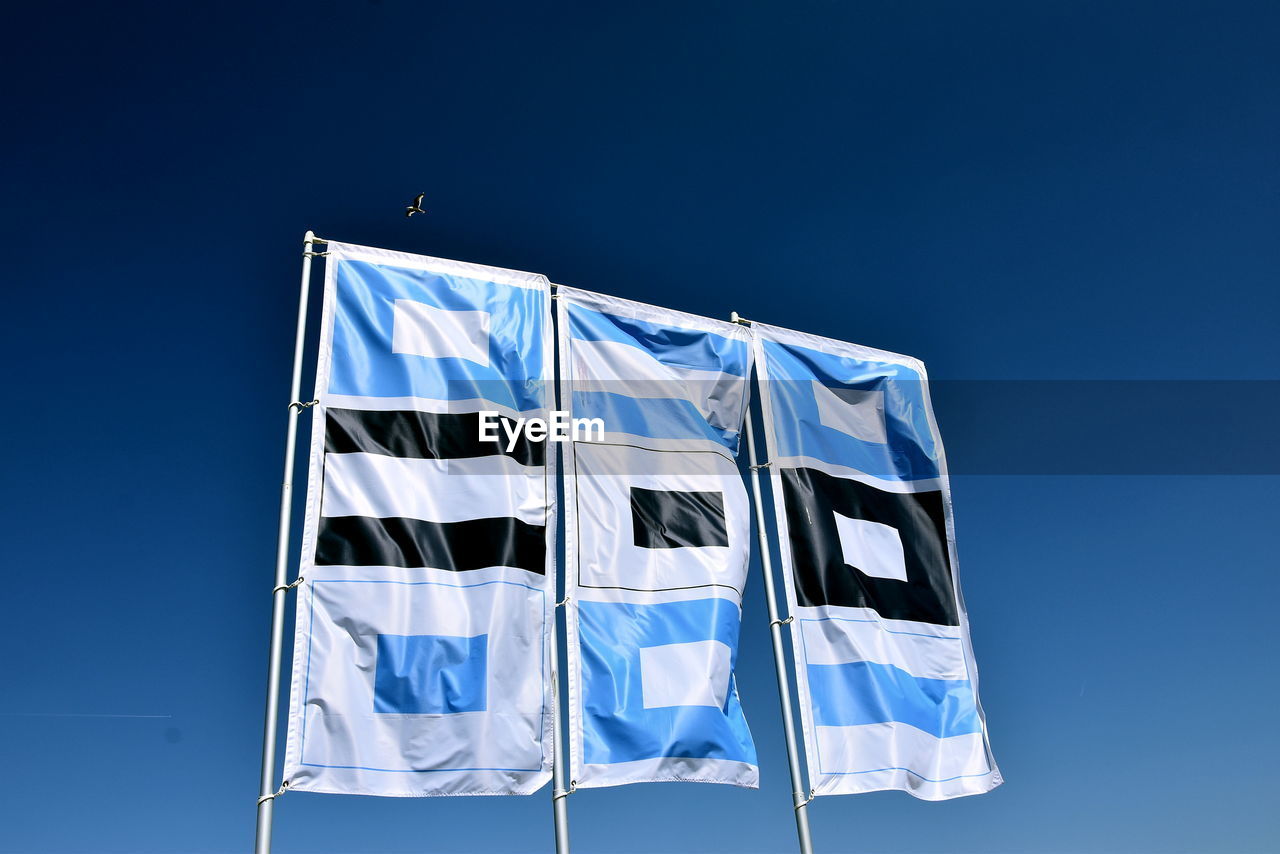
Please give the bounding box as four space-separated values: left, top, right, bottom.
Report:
289 399 319 412
257 781 289 806
795 788 815 811
770 615 794 628
750 461 772 470
552 781 576 802
302 251 330 258
556 595 571 608
272 577 305 595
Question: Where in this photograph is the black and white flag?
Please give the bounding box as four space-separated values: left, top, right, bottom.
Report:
753 322 1001 800
281 242 556 797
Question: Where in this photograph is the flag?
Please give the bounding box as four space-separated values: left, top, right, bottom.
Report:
753 322 1001 800
557 287 758 788
281 242 556 797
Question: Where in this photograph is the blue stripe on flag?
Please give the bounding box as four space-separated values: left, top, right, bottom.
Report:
577 598 757 766
805 660 980 738
570 390 738 448
567 304 749 377
762 339 939 480
329 259 546 409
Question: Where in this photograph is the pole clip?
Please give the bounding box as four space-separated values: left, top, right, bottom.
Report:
303 236 329 245
257 780 289 806
729 311 753 326
303 251 330 258
770 615 794 628
272 576 305 595
750 461 772 470
552 781 577 802
556 595 572 608
289 399 319 412
794 788 815 810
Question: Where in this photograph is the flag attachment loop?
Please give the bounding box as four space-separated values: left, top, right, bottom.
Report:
794 788 815 811
303 236 328 245
303 251 330 258
288 399 319 412
750 461 772 470
556 595 571 608
257 781 288 805
770 615 794 628
729 311 754 326
552 781 576 802
272 577 305 595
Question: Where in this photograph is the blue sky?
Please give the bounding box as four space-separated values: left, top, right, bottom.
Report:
2 2 1277 852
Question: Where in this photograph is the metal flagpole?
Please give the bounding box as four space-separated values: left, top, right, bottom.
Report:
548 286 572 854
549 597 572 854
254 230 322 854
742 371 815 854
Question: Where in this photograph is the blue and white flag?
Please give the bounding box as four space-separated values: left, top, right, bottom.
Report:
282 242 556 797
558 287 759 788
753 322 1001 800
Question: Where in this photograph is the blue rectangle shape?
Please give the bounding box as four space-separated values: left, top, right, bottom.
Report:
374 633 488 715
805 660 980 738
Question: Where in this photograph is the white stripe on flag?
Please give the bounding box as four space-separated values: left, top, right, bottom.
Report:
797 615 968 680
322 453 545 525
570 338 745 431
814 722 991 797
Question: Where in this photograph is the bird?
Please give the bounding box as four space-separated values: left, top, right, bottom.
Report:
405 192 426 218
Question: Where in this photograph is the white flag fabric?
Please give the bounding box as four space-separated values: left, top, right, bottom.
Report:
752 322 1001 800
557 287 759 788
281 242 556 797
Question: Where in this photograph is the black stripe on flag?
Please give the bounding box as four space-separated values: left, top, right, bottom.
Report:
316 515 546 574
325 408 544 466
780 467 958 626
630 487 729 549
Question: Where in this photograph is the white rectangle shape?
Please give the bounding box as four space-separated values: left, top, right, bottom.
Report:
833 512 907 581
640 640 732 709
572 442 749 597
322 453 545 526
283 573 549 796
391 299 491 366
813 380 888 444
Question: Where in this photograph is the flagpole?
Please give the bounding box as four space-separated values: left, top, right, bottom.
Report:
744 400 815 854
549 286 572 854
254 230 321 854
549 598 572 854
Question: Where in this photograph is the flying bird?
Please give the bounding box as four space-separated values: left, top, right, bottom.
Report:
405 192 426 218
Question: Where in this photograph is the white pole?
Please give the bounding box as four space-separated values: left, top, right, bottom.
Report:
549 287 572 854
744 410 815 854
254 230 319 854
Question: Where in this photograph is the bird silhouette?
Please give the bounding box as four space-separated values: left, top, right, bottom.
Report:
405 192 426 218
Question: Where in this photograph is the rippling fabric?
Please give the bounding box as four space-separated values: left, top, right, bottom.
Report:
754 321 1001 801
281 242 555 797
558 287 759 789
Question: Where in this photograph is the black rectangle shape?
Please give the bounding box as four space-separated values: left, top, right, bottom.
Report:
325 408 544 467
630 487 729 549
316 515 546 574
780 467 958 626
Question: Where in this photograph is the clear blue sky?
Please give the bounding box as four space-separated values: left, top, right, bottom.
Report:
3 2 1277 852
